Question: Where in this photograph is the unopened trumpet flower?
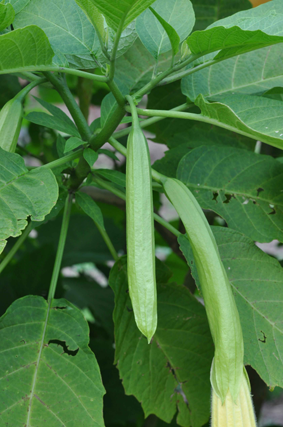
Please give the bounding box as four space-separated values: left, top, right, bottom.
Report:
162 178 257 426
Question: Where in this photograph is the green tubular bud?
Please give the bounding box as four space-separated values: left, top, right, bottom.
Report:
0 97 23 153
162 178 243 402
126 113 157 343
212 371 257 426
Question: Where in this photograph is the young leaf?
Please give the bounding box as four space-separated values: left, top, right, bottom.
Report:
90 0 157 31
195 94 283 150
83 148 99 167
0 296 105 426
177 145 283 243
0 3 15 31
64 137 85 153
187 26 283 61
179 226 283 391
110 257 213 427
136 0 194 59
76 192 105 230
26 97 80 138
0 148 58 253
0 26 54 75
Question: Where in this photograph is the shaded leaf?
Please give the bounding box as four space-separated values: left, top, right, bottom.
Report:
0 296 105 426
179 227 283 390
95 169 126 188
76 192 105 230
26 97 80 138
110 257 213 427
0 26 54 75
0 148 58 253
64 137 85 153
0 3 15 31
83 148 98 167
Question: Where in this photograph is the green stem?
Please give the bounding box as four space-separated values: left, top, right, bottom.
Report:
109 19 125 82
39 148 84 170
93 176 180 238
43 72 92 142
48 194 73 302
15 72 44 82
90 104 125 150
107 80 125 107
159 58 218 86
127 107 271 147
125 95 139 127
15 78 47 102
77 73 94 121
113 102 192 140
0 222 33 275
3 67 108 82
96 223 119 261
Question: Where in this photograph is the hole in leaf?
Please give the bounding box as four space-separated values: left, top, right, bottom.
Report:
212 192 218 202
258 331 267 344
257 187 264 197
268 207 276 215
223 194 235 204
48 340 79 356
52 306 67 310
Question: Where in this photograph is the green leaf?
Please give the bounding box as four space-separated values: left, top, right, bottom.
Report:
0 3 15 31
110 257 213 427
177 145 283 243
136 0 194 59
76 192 105 230
95 169 126 188
97 149 119 161
182 1 283 100
83 148 99 167
64 137 85 153
4 0 30 15
74 0 105 42
91 0 156 31
190 0 251 31
13 0 101 69
0 148 58 253
0 26 54 75
187 26 283 61
101 93 118 127
179 227 283 390
0 74 21 108
26 97 80 138
0 295 105 426
194 94 283 150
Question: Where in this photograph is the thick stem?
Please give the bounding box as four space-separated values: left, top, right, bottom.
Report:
15 78 47 102
0 222 33 275
107 80 125 107
90 104 125 150
77 73 94 121
48 194 73 302
43 72 92 142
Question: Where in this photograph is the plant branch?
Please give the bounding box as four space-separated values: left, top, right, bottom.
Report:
48 194 73 302
109 19 125 82
0 222 33 275
107 80 125 107
43 72 92 142
90 104 125 150
113 102 192 140
39 148 84 170
96 223 119 261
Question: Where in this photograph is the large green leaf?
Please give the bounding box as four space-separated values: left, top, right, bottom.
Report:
182 0 283 100
13 0 101 69
0 148 58 253
91 0 156 31
0 3 15 31
177 145 283 243
136 0 194 59
74 0 105 41
4 0 30 14
194 94 283 150
190 0 251 31
110 257 213 427
187 26 283 61
179 227 283 389
0 296 105 426
0 26 54 75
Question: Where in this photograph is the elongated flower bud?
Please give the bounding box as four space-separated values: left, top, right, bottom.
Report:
212 371 256 426
0 97 23 153
126 98 157 342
